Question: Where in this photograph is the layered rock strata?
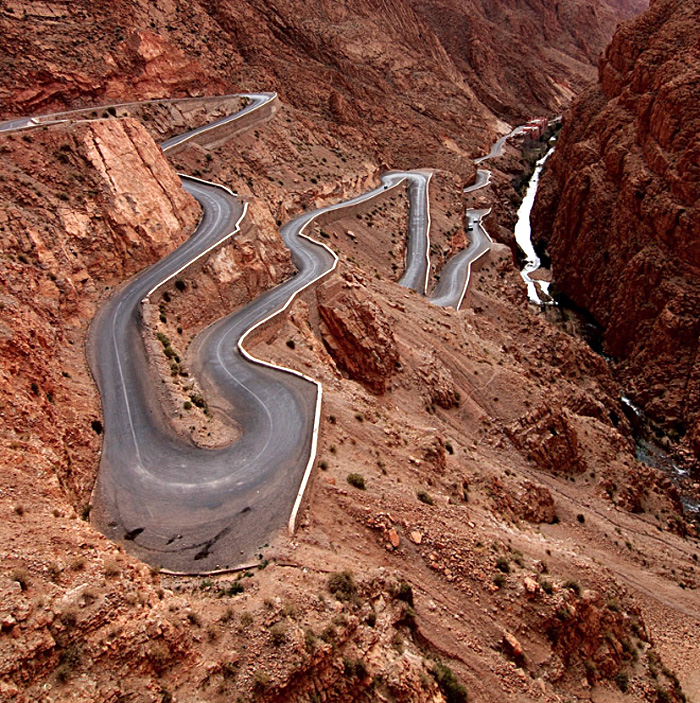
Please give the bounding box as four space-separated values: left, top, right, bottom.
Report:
532 0 700 455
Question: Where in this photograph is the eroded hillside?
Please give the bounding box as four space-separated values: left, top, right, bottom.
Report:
3 1 699 702
532 0 700 463
2 0 643 167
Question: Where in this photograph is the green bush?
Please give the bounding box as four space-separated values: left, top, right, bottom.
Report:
563 579 581 596
327 570 357 602
431 661 468 703
540 578 554 595
269 622 287 647
304 628 318 652
417 490 434 506
615 671 629 693
395 581 414 606
190 394 207 410
347 473 366 490
398 604 417 630
343 658 367 679
495 557 510 574
226 581 244 596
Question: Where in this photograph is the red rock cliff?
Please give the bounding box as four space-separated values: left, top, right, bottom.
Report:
532 0 700 452
0 0 644 171
0 118 199 505
410 0 648 121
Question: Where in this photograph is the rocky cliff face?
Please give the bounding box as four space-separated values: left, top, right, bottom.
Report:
0 118 208 697
532 0 700 456
0 117 199 505
411 0 648 122
1 0 642 169
318 278 401 395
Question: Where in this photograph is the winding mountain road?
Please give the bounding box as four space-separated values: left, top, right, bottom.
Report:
398 171 432 295
90 164 439 570
429 208 492 309
161 92 276 152
429 125 523 309
1 93 516 571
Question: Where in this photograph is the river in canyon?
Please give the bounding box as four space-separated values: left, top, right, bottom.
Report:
516 145 700 521
513 146 555 304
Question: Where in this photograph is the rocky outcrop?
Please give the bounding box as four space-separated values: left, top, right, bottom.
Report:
417 350 460 410
487 478 556 525
1 19 228 115
0 118 198 505
0 116 205 698
543 589 648 685
517 482 556 524
532 0 700 454
317 279 400 394
507 404 587 475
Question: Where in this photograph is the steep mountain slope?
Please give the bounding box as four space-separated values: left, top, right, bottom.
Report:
410 0 648 121
532 0 700 458
1 0 642 166
7 1 697 702
2 109 695 701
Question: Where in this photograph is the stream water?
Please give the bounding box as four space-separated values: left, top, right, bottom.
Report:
513 146 699 520
513 146 555 304
621 397 700 518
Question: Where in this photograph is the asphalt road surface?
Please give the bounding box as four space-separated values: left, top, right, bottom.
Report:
89 176 320 571
0 92 264 136
161 93 275 152
474 125 524 164
90 166 431 571
2 93 518 570
429 208 492 309
397 172 432 294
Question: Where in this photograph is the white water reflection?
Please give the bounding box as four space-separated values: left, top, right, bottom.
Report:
513 147 555 303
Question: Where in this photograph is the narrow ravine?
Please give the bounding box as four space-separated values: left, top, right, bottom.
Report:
513 146 555 304
621 397 700 519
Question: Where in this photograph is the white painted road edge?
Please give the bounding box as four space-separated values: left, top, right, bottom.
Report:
143 176 245 303
161 92 278 153
5 90 498 556
0 92 247 132
422 173 433 296
455 120 535 309
455 207 493 311
236 227 338 536
143 160 414 542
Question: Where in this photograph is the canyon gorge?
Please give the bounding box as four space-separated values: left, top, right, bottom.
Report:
2 0 699 702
